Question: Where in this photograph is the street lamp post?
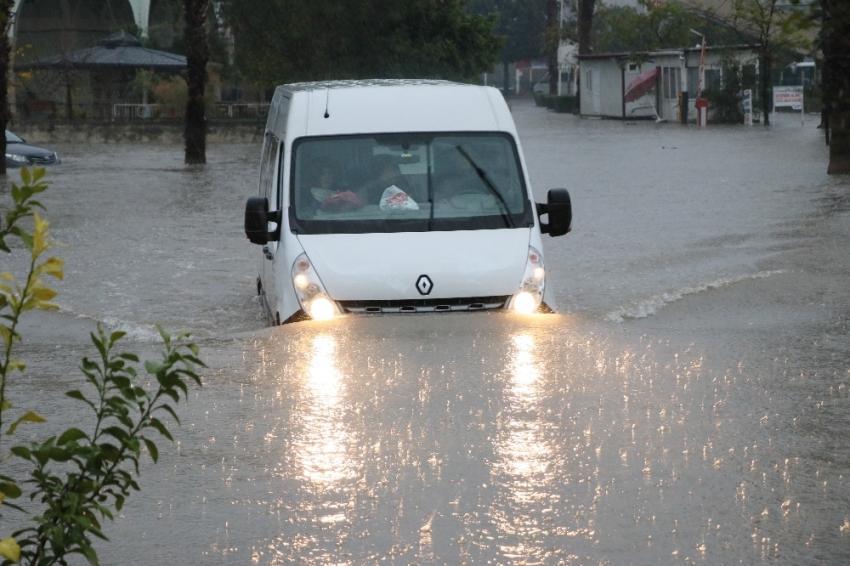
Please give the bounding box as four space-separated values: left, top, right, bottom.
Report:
790 62 804 127
691 29 707 127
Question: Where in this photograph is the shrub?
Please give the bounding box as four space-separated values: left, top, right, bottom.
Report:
554 96 577 113
0 167 203 566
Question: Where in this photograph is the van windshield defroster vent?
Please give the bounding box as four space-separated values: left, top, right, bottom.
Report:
339 296 509 314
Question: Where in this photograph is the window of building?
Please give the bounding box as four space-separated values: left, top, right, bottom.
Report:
662 66 681 100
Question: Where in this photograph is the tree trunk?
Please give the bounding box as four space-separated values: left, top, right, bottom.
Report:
0 1 14 176
547 0 558 95
823 0 850 174
503 59 510 97
760 55 771 127
65 74 73 122
184 0 209 165
577 0 595 56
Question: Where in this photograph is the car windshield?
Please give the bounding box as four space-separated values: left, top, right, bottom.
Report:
289 132 531 234
5 131 23 144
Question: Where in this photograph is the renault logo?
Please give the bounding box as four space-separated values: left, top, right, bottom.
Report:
416 275 433 296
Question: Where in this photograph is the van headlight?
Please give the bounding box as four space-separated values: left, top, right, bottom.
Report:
508 247 545 314
291 253 338 321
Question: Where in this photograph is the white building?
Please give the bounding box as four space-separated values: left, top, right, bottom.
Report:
578 46 759 122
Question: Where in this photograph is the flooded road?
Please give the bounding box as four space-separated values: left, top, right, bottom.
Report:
4 101 849 565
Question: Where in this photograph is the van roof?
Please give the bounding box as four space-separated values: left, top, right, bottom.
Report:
268 80 516 139
281 79 460 92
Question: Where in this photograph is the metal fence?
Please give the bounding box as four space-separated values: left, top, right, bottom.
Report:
112 104 157 120
213 102 270 119
16 101 272 122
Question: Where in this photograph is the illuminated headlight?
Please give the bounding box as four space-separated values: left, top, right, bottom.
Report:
508 247 545 314
6 153 30 164
291 253 338 321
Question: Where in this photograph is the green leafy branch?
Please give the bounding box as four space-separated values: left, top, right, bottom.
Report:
8 326 202 566
0 168 203 566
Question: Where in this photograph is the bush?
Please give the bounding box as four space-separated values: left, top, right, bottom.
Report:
544 94 556 109
534 92 547 107
554 96 577 113
0 167 203 566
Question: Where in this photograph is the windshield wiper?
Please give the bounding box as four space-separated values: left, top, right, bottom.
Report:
454 145 515 229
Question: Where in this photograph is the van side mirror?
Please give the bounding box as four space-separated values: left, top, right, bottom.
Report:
244 196 281 245
536 188 572 237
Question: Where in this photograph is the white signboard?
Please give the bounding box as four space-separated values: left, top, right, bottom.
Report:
743 89 753 126
773 86 803 110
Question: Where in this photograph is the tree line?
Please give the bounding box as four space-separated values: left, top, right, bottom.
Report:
0 0 848 172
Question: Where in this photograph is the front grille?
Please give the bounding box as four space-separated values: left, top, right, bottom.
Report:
30 154 57 165
338 296 510 314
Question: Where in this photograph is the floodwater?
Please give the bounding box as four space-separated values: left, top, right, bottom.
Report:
3 101 849 565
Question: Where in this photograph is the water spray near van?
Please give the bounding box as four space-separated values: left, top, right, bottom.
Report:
244 80 572 324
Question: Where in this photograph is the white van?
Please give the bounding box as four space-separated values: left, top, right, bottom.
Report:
244 79 572 325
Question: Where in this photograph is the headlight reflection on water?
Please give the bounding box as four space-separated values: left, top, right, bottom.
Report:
295 334 355 488
491 333 555 561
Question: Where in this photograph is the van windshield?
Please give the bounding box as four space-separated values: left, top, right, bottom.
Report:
289 133 532 234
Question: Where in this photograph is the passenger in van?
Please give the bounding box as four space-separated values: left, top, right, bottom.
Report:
301 160 362 217
356 155 414 205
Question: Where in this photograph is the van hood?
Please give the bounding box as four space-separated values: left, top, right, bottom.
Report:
297 230 531 301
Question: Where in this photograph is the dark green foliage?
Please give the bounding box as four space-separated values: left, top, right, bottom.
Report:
592 0 738 55
553 95 577 113
219 0 503 87
468 0 547 63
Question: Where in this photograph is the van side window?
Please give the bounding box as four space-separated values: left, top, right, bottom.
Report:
259 134 281 206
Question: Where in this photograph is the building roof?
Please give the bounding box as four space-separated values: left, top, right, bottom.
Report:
577 44 758 60
16 30 187 71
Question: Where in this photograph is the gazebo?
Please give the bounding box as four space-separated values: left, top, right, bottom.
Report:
16 30 187 119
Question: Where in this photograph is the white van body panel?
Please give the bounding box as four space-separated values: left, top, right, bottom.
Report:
297 229 531 301
249 80 565 324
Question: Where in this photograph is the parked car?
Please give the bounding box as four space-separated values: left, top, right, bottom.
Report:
532 73 550 94
5 130 60 167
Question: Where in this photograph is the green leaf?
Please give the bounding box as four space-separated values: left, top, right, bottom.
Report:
0 537 20 563
142 437 159 463
0 482 22 499
46 446 70 462
66 389 96 411
82 542 100 566
144 361 166 375
109 331 127 343
9 446 30 459
147 418 173 442
57 427 89 446
6 410 47 435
